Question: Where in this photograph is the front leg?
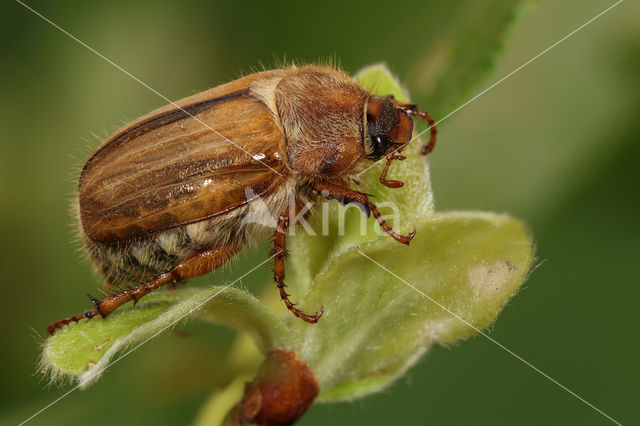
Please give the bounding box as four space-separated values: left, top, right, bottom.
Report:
313 181 416 245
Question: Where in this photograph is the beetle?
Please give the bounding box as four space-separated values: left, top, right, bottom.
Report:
48 64 436 334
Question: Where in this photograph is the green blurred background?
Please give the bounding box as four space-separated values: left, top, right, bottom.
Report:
1 0 638 425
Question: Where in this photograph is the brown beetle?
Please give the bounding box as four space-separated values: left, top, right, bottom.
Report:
48 64 436 334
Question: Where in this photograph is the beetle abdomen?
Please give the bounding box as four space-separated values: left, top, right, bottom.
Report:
79 181 295 287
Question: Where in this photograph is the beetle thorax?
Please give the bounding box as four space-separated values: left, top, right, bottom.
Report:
274 66 370 179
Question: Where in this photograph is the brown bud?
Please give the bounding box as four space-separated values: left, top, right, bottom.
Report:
230 350 319 426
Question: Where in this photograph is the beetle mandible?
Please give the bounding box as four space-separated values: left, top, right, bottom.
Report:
48 64 437 334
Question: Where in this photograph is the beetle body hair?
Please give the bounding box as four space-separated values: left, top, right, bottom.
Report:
274 66 369 179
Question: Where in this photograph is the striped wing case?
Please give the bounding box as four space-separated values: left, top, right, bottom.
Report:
79 71 288 243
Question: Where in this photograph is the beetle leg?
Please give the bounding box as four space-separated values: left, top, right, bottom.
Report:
379 152 407 188
47 310 100 335
314 181 416 245
273 210 324 323
47 244 239 334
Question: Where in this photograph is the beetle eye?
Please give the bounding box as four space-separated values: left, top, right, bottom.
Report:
368 135 388 160
365 96 413 160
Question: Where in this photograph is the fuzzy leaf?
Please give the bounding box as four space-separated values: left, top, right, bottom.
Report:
41 287 291 388
293 212 533 401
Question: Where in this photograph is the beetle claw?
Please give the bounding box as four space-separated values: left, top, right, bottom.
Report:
87 293 105 318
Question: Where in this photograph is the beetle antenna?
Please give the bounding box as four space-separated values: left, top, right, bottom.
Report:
405 107 437 155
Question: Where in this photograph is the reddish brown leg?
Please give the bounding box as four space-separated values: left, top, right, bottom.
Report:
273 210 324 323
314 181 416 245
48 244 239 334
379 152 407 188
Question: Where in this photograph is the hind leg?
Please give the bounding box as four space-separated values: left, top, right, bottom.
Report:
48 244 239 334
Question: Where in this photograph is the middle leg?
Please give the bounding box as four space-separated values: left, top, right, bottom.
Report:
273 209 324 323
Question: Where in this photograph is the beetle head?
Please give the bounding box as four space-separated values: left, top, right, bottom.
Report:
364 96 413 161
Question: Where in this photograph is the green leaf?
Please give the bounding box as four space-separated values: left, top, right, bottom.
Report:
400 1 534 116
194 374 255 426
292 212 533 401
41 287 291 388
